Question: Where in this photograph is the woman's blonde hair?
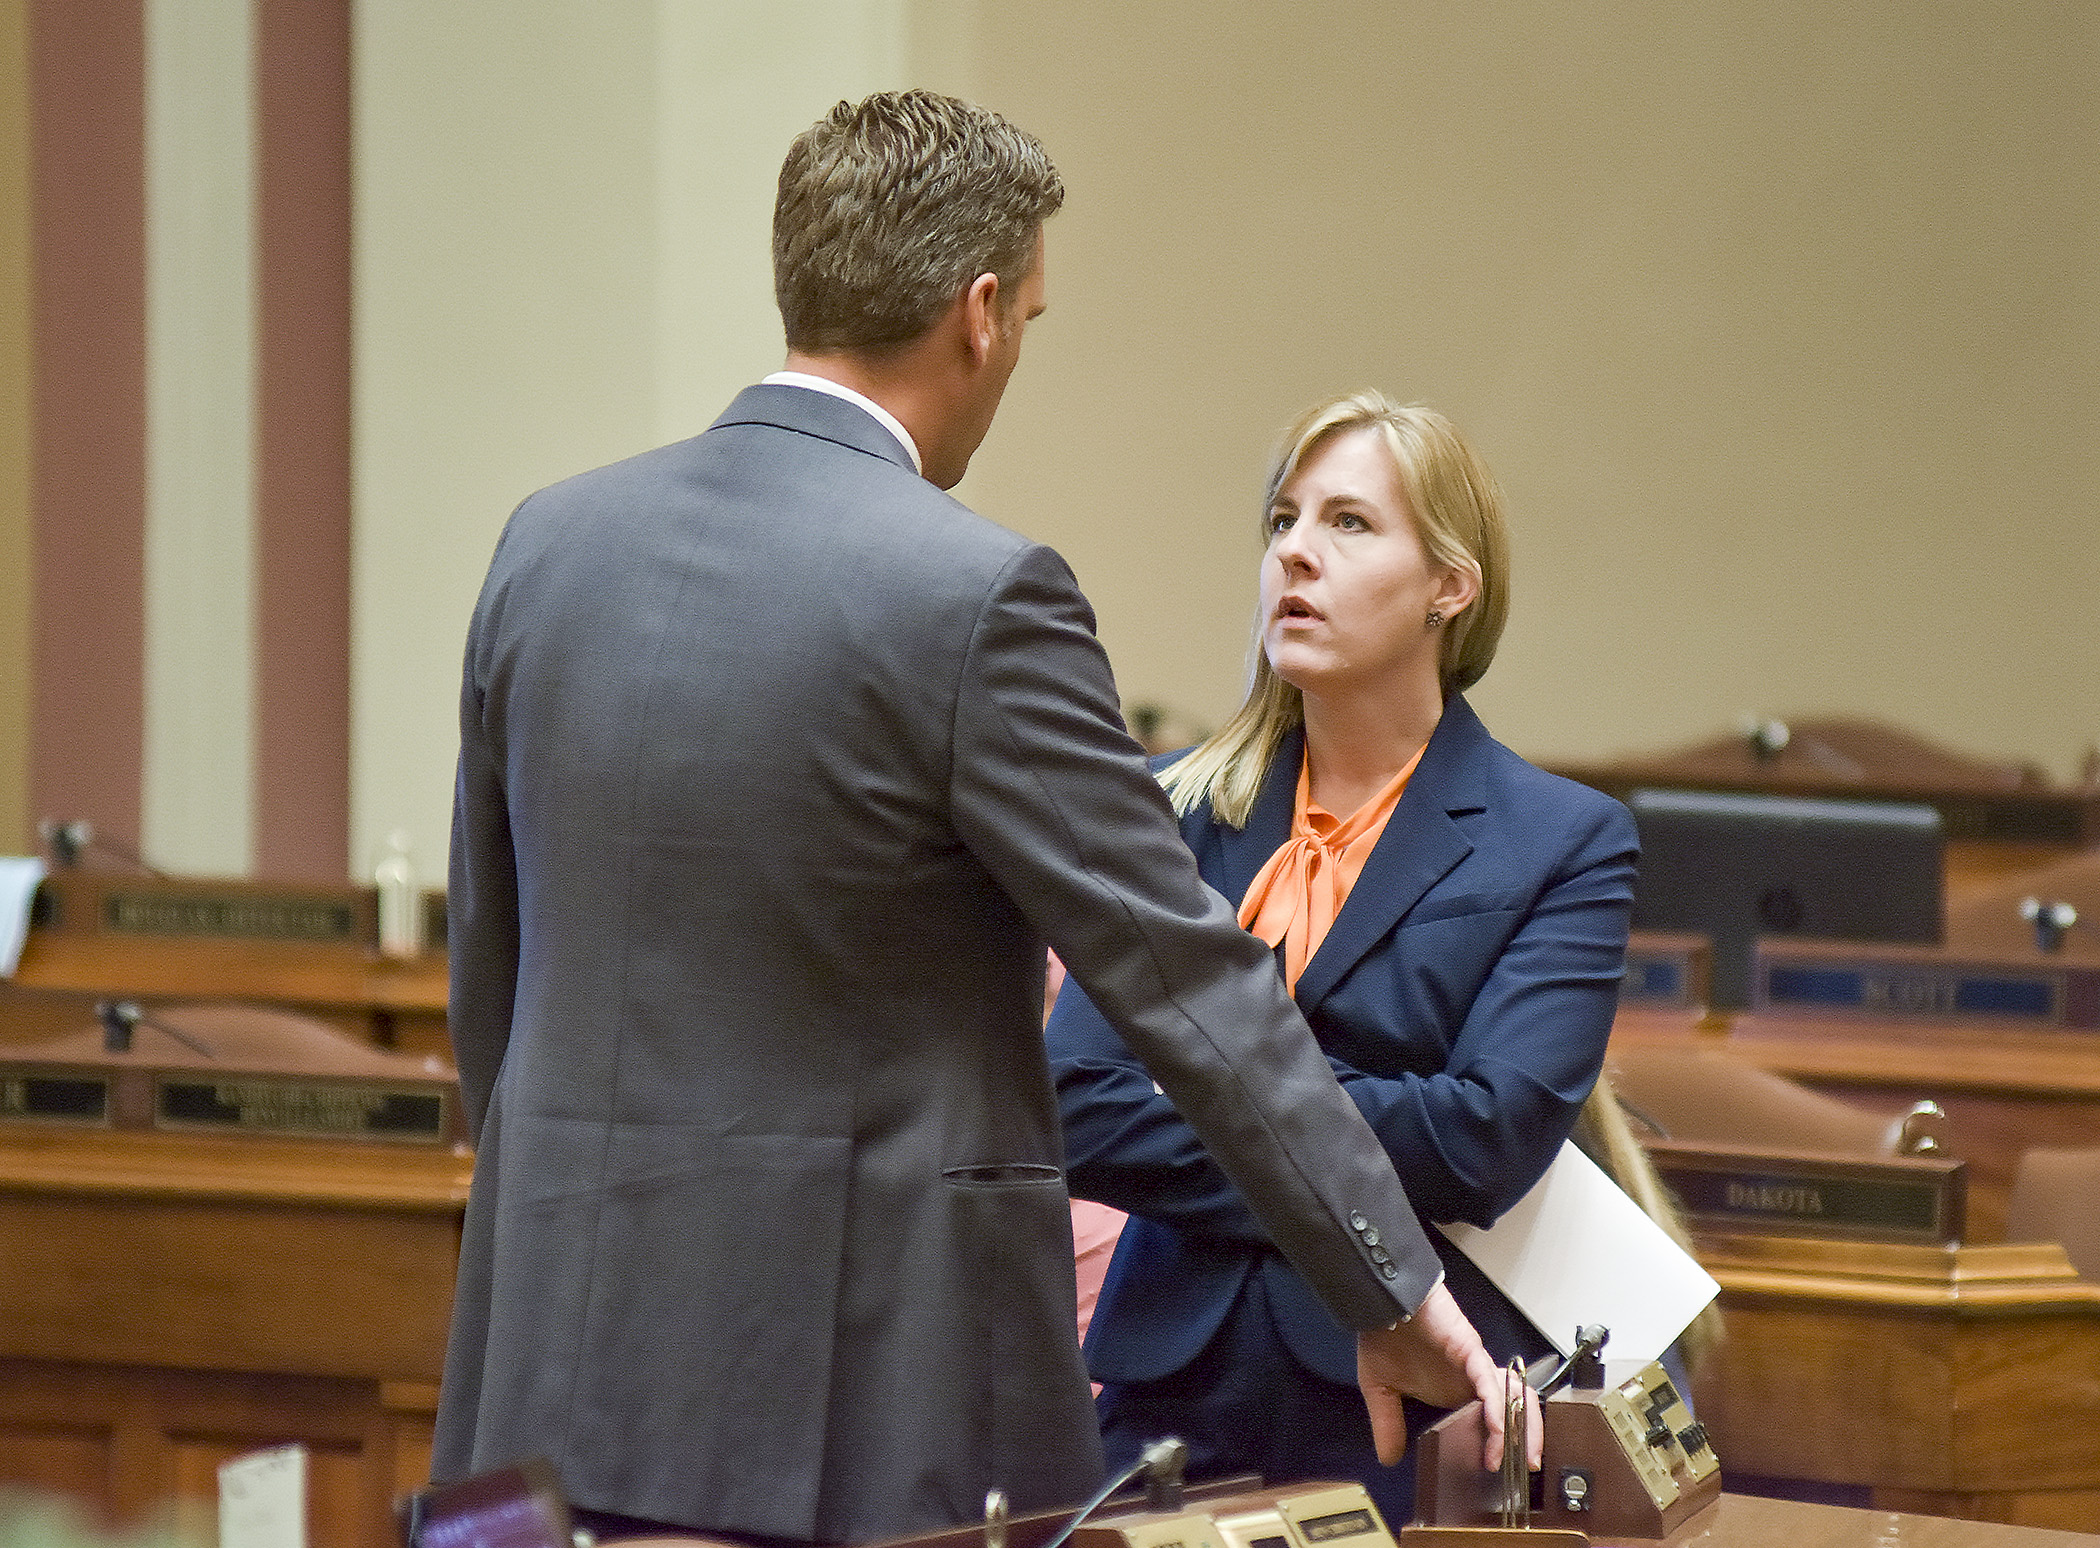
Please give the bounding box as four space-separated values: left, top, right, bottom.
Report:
1573 1073 1725 1376
1160 391 1512 825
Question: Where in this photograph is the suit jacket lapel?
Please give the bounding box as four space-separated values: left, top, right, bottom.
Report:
1292 696 1492 1012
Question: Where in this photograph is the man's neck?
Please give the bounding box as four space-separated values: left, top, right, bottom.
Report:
782 348 940 468
767 363 922 474
781 349 888 400
783 318 979 490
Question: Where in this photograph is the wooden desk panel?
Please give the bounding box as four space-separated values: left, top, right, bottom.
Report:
1687 1236 2100 1532
1945 850 2100 958
1944 842 2094 908
865 1485 2100 1548
1 933 449 1054
0 1126 466 1546
1690 1493 2100 1546
0 1361 435 1548
1548 716 2100 848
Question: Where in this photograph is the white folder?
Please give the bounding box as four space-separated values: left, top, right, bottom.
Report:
1436 1140 1719 1365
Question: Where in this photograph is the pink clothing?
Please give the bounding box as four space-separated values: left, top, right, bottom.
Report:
1071 1198 1127 1343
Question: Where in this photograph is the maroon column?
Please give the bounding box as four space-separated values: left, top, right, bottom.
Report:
28 0 147 857
253 0 352 881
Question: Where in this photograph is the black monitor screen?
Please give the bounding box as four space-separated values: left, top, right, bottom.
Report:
1628 787 1944 1010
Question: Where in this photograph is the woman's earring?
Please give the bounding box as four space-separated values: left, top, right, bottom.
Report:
1425 609 1444 629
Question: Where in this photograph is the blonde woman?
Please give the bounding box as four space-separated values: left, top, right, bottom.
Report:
1049 392 1638 1522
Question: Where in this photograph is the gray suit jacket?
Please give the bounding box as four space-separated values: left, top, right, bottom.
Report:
433 384 1439 1543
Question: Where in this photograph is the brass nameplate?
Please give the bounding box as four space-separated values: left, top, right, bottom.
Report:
1621 933 1709 1008
1757 950 2100 1029
1646 1140 1965 1244
103 891 358 944
154 1078 448 1142
1622 954 1692 1005
0 1072 111 1125
1931 792 2096 845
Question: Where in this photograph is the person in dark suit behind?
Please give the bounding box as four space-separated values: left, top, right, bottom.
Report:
435 96 1528 1546
1049 391 1640 1526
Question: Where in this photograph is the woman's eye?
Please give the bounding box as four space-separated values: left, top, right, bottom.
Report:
1267 512 1295 535
1336 512 1367 531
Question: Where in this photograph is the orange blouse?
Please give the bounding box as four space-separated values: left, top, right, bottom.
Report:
1236 745 1424 993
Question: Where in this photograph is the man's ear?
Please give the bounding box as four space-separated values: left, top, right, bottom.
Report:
960 271 1002 362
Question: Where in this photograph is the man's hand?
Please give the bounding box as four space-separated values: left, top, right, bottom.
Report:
1355 1282 1544 1473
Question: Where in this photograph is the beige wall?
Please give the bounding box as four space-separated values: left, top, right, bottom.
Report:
143 0 255 874
350 0 974 879
963 1 2100 777
336 1 2091 872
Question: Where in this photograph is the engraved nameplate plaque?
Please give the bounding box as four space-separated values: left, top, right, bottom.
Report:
1620 931 1711 1009
0 1071 112 1125
154 1078 449 1142
1645 1138 1966 1245
102 891 358 944
1756 942 2100 1030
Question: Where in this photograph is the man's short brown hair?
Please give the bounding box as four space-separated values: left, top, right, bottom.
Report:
773 90 1063 354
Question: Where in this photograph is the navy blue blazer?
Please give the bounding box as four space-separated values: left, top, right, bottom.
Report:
1048 695 1639 1388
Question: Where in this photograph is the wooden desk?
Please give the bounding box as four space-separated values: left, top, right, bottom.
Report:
1684 1493 2100 1546
1686 1234 2100 1534
1549 716 2100 855
860 1488 2100 1548
2 872 449 1057
0 1122 469 1547
1611 939 2100 1532
1610 1006 2100 1243
854 1484 2100 1548
1944 851 2100 959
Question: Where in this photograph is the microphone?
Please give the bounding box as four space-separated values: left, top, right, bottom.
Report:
1140 1438 1188 1513
1536 1323 1609 1396
1737 716 1790 765
94 1000 217 1059
1038 1436 1193 1548
97 999 137 1053
2020 896 2078 954
39 818 169 877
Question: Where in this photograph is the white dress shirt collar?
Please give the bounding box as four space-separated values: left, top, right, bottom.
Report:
761 371 922 477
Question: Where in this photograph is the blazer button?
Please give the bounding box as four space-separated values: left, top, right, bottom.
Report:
1379 1262 1400 1279
1349 1211 1369 1232
1370 1245 1393 1267
1361 1226 1382 1248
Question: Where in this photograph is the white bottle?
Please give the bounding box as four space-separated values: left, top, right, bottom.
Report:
375 830 422 959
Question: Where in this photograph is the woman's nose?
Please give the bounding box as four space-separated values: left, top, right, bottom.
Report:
1273 525 1318 572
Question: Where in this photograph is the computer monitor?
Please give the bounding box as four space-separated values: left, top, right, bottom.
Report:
1627 788 1944 1010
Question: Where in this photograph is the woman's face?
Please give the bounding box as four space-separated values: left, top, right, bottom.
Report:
1260 426 1465 702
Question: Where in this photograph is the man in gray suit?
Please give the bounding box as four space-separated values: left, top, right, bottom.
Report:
434 90 1524 1545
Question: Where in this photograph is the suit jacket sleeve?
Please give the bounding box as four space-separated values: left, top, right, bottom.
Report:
447 550 524 1143
1048 764 1638 1240
1047 970 1266 1243
946 542 1437 1330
